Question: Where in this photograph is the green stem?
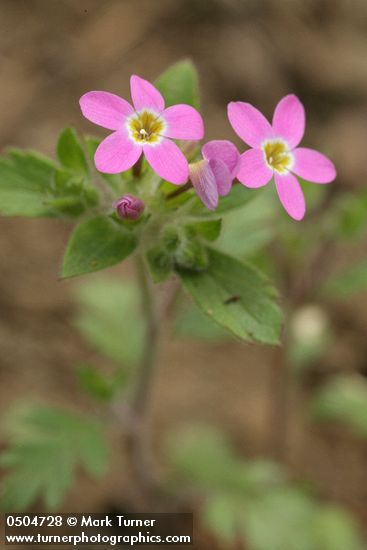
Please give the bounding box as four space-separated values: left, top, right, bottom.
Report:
124 255 159 499
132 255 158 416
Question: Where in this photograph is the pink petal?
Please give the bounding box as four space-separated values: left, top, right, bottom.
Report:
130 75 165 112
272 94 305 149
202 140 240 177
237 148 273 188
79 91 134 131
163 104 204 140
95 131 142 174
208 159 232 196
274 172 306 220
189 160 218 210
143 139 188 185
227 101 273 148
292 147 336 183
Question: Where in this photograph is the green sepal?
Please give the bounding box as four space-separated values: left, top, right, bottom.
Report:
174 237 209 271
146 245 173 283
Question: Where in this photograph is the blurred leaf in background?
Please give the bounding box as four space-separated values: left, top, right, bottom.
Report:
311 375 367 437
73 277 145 370
0 405 108 511
216 190 276 259
324 261 367 298
168 426 364 550
330 190 367 241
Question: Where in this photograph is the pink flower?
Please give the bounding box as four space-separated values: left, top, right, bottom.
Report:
227 95 336 220
189 140 240 210
113 194 145 220
80 75 204 185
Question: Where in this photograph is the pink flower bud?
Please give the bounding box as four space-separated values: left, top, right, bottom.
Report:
113 194 145 220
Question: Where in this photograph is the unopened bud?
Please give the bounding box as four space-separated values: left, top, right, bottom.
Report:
113 194 145 220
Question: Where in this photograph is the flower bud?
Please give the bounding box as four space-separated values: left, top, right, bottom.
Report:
113 194 145 220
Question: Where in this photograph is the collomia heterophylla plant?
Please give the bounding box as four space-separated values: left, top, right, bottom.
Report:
0 60 337 511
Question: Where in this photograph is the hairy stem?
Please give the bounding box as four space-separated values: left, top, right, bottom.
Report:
132 255 159 416
123 255 160 502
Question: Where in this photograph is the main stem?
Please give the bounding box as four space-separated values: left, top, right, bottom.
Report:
126 255 159 499
132 255 158 416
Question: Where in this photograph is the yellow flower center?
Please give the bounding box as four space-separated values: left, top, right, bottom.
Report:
127 110 165 145
263 139 293 174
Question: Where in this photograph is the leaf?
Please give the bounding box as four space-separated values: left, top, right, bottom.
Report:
0 405 108 511
203 495 240 543
311 375 367 437
174 300 231 342
324 261 367 298
0 150 56 216
168 427 241 491
168 425 364 549
242 488 316 550
57 128 89 175
177 248 282 345
332 191 367 240
74 278 145 368
155 59 200 108
0 149 98 218
62 216 137 278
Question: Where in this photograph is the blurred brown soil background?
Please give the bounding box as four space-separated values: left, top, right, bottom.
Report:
1 0 367 545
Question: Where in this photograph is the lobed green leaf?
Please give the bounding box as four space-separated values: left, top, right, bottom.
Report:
0 405 108 511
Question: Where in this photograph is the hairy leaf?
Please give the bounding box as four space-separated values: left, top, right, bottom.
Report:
311 375 367 437
177 248 282 344
74 278 145 367
0 150 56 216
